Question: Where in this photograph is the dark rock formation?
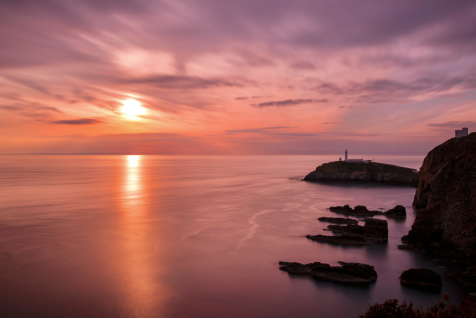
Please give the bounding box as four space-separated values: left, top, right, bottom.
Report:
318 217 358 224
326 218 388 243
383 205 406 219
329 204 407 219
329 205 381 217
308 218 388 245
400 133 476 288
399 268 442 288
279 261 378 284
303 161 418 186
306 234 369 245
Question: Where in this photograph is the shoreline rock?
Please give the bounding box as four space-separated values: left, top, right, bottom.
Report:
279 261 378 284
399 268 442 288
303 161 418 187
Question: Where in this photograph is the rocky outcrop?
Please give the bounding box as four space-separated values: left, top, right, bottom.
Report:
399 268 442 288
329 205 406 219
400 133 476 288
383 205 406 219
318 217 358 224
279 261 378 284
329 205 381 217
306 234 369 245
308 218 388 245
304 161 418 186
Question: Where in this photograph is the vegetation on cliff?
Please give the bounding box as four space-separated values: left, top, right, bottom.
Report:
304 161 418 186
361 295 476 318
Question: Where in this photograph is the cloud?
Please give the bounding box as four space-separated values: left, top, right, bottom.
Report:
51 118 104 125
252 99 328 108
290 61 316 70
235 97 248 100
124 75 246 89
0 102 63 119
224 126 294 135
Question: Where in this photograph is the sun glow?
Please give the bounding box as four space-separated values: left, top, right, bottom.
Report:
121 99 146 119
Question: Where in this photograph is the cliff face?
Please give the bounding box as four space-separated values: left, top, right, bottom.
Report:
402 133 476 257
304 161 418 186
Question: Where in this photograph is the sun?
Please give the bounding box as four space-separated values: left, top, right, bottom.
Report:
120 99 146 118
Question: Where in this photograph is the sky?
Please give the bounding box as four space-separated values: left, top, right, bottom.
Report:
1 0 476 155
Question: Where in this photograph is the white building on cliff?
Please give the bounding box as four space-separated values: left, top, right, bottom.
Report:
455 127 468 138
339 149 371 163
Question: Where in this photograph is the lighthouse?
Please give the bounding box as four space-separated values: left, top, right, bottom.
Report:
345 149 348 161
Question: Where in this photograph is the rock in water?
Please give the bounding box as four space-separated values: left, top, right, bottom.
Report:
279 261 378 284
362 218 389 243
401 133 476 287
306 234 369 245
308 218 388 244
399 268 442 288
329 205 381 217
318 217 358 224
383 205 406 219
303 161 418 186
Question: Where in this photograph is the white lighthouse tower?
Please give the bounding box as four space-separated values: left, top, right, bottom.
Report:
345 149 348 161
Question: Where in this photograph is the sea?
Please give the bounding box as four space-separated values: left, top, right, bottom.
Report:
0 155 471 317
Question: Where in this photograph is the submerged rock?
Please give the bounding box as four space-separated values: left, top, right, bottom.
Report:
303 161 418 186
318 217 358 224
279 261 377 284
399 268 442 288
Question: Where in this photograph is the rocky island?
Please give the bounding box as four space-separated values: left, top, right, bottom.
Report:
399 132 476 288
304 161 419 186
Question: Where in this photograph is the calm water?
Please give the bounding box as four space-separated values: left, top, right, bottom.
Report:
0 155 470 317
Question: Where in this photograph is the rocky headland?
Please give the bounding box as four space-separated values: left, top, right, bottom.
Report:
303 161 419 186
279 261 378 284
307 218 388 245
399 133 476 288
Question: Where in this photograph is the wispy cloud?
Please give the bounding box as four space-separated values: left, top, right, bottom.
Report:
427 121 476 128
0 102 63 119
252 99 328 108
51 118 104 125
124 75 247 89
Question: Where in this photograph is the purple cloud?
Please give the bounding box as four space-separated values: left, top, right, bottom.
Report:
252 99 328 108
52 118 104 125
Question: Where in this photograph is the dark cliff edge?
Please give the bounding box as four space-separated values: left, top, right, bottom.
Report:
303 161 419 186
400 132 476 288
